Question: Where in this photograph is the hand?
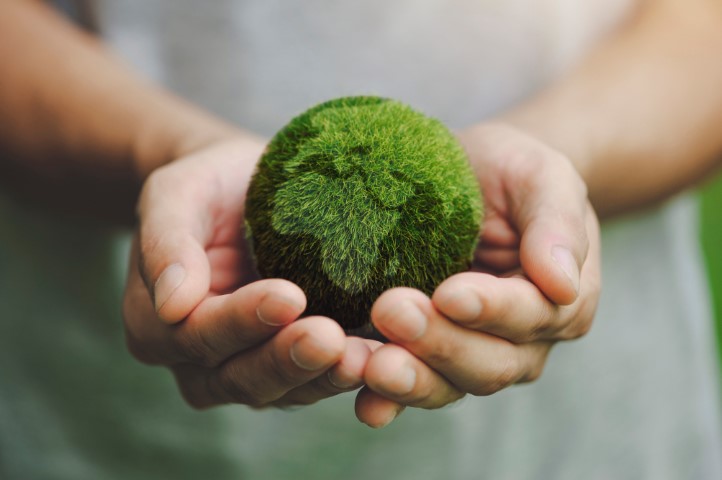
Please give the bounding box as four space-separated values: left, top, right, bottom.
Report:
355 123 601 427
123 138 376 409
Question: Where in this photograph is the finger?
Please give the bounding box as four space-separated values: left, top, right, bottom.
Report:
123 236 169 365
124 235 307 368
435 204 600 342
372 288 551 396
170 278 307 367
507 153 589 305
432 272 559 342
364 344 464 408
137 165 216 323
327 337 375 389
478 210 520 248
474 246 520 272
355 387 406 429
206 245 247 294
174 316 346 408
271 337 373 407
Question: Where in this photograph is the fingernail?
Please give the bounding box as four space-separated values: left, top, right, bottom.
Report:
391 365 416 395
446 287 482 321
382 300 427 342
290 334 335 371
257 295 302 326
551 245 579 294
154 263 185 312
327 369 359 389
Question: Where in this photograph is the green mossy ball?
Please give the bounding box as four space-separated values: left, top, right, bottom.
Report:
245 96 483 337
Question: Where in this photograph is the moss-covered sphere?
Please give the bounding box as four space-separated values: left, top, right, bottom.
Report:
245 96 483 337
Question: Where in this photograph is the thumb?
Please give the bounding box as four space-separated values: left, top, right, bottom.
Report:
137 169 212 324
513 159 589 305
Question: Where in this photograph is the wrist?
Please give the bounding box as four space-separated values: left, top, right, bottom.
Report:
130 98 252 181
494 107 595 184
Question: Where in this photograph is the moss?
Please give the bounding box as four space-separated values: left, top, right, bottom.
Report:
245 96 483 337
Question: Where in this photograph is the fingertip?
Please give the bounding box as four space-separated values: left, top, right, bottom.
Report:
550 245 580 303
140 228 212 323
260 278 307 307
371 288 430 343
431 274 485 324
364 345 416 397
521 238 581 306
363 339 384 352
155 258 211 324
255 279 307 326
327 337 372 389
354 387 404 428
288 316 347 371
371 287 427 321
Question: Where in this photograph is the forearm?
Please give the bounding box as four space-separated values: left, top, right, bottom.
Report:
499 0 722 217
0 0 245 223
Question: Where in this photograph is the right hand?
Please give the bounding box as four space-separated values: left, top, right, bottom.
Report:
355 123 601 427
123 138 377 409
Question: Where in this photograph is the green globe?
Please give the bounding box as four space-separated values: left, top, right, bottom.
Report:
245 96 483 337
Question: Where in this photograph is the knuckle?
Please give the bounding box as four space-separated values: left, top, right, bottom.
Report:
122 318 165 366
521 346 552 384
170 364 215 410
561 292 599 340
421 384 464 409
528 303 557 341
266 347 298 386
520 360 546 384
124 331 156 365
179 388 212 410
297 380 339 402
475 355 519 396
216 366 267 407
443 389 467 408
173 328 218 367
567 315 594 339
423 340 455 367
122 313 159 365
408 380 436 406
214 345 301 407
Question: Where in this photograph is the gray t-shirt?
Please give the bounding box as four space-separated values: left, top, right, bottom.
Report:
1 1 721 479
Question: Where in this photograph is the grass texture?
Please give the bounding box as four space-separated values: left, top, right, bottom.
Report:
245 96 483 335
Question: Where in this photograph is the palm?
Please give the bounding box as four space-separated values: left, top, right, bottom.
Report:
175 140 266 296
462 138 524 277
472 182 523 275
458 123 592 305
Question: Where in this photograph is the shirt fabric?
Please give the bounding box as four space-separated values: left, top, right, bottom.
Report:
1 1 721 479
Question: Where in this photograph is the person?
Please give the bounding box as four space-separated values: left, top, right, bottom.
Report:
0 0 720 478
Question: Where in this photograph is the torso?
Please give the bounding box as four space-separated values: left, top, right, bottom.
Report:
1 1 720 478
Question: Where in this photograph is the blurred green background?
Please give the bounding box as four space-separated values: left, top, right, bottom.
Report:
701 173 722 373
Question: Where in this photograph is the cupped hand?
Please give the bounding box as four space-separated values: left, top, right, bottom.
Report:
123 139 375 409
356 123 601 427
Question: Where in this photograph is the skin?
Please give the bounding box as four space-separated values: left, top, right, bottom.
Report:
1 0 722 429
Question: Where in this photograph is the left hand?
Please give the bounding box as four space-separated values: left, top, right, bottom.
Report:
123 138 375 410
355 123 601 428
